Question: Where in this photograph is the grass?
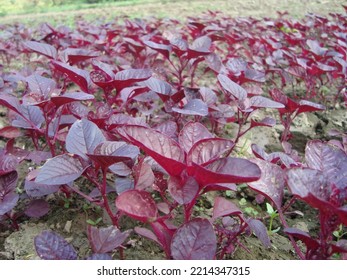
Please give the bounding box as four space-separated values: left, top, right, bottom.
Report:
0 0 345 26
0 0 176 26
0 0 151 26
0 0 155 16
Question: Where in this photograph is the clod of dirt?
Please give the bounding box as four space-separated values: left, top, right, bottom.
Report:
64 220 72 233
292 221 309 233
233 233 296 260
4 222 49 260
251 126 281 152
121 236 166 260
324 109 347 130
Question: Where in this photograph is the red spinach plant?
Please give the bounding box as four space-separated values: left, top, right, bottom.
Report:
285 140 347 259
0 8 346 260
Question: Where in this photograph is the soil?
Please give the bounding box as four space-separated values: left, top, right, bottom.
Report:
0 0 346 260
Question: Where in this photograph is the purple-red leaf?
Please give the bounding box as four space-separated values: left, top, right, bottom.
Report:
210 104 235 124
107 113 148 129
187 138 234 166
192 157 261 186
95 141 139 159
284 227 319 250
0 126 22 139
171 38 188 56
115 190 158 223
247 219 271 248
297 100 325 114
171 218 216 260
154 120 177 138
226 57 247 74
172 99 208 116
113 69 152 91
0 192 18 215
35 154 85 185
250 96 285 109
217 74 247 100
248 159 286 209
134 161 155 190
119 86 149 102
142 77 172 101
25 199 50 218
168 176 199 205
134 227 159 244
0 93 23 116
35 230 77 260
269 88 299 114
12 105 44 129
25 179 59 197
66 119 105 160
87 225 130 254
24 41 57 59
250 117 276 128
251 143 268 160
114 177 134 194
51 92 94 108
200 87 217 105
287 168 332 210
144 41 172 59
92 60 115 79
286 66 306 79
150 221 176 257
204 182 237 193
188 36 212 58
87 141 139 169
178 122 213 153
244 69 266 83
0 154 20 175
115 69 152 81
90 70 112 89
117 125 186 176
0 171 18 192
204 53 223 73
26 74 56 98
61 48 99 65
109 162 132 177
212 197 242 222
51 60 90 93
306 39 327 56
305 140 347 190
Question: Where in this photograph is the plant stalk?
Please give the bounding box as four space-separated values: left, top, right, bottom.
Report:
278 210 305 259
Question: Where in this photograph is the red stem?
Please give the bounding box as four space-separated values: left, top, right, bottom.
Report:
319 212 330 258
278 210 305 259
5 213 19 231
101 169 118 227
281 196 297 214
66 184 100 205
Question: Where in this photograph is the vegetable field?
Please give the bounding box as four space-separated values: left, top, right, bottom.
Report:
0 1 346 260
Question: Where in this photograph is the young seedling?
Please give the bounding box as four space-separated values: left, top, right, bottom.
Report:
333 224 347 242
86 217 103 226
266 203 280 234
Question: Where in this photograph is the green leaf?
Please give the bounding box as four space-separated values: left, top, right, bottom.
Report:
272 227 281 233
266 203 275 215
86 218 102 226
